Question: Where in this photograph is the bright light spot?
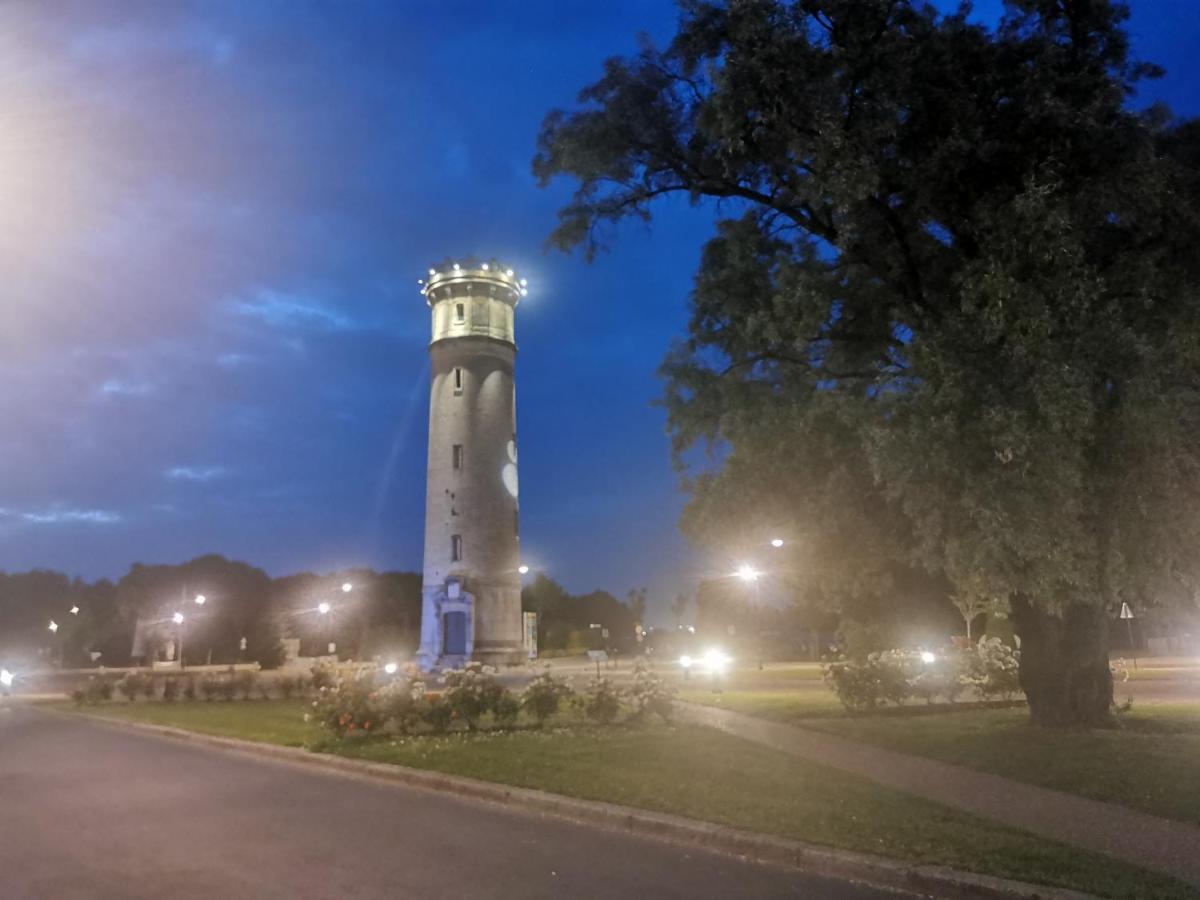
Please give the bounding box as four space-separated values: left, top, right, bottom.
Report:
505 269 514 277
736 564 760 582
0 669 12 687
428 268 436 276
702 647 732 673
679 655 694 669
770 538 784 548
519 278 527 287
341 583 353 593
518 565 530 575
194 594 206 605
318 602 331 615
481 263 489 270
452 263 460 271
520 288 528 296
172 613 184 625
687 625 695 634
47 620 58 633
921 651 936 664
70 606 79 615
384 662 398 675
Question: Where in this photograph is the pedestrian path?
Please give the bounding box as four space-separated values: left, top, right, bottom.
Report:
678 702 1200 888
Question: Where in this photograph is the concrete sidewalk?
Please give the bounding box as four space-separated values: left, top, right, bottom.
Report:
679 702 1200 889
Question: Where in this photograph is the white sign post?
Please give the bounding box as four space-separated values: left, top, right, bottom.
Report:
1119 602 1137 670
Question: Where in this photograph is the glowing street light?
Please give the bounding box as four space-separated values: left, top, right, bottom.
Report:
0 669 13 688
735 564 760 582
770 538 784 548
172 612 185 625
518 565 530 575
47 620 58 633
70 605 80 615
318 602 332 615
194 594 206 605
384 662 398 675
920 651 936 664
341 583 353 593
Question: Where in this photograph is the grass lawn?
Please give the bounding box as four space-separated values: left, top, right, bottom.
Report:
64 699 1194 899
805 703 1200 826
679 686 849 720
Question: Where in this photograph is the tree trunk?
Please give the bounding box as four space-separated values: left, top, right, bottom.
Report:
1010 595 1113 727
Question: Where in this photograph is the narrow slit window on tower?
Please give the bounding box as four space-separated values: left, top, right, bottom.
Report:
453 367 463 394
452 444 463 470
454 302 465 323
451 534 463 562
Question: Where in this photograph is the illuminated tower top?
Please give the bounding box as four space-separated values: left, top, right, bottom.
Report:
418 259 527 346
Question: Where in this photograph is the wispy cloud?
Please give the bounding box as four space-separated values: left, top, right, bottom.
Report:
100 378 154 397
18 508 122 525
164 465 227 482
233 290 359 332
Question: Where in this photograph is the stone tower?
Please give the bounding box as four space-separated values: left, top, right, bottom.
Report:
416 259 526 670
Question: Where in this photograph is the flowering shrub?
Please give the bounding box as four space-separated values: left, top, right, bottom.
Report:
825 640 1022 711
627 659 676 722
966 638 1021 699
310 661 337 691
372 677 430 735
441 663 509 731
71 676 115 705
313 675 377 738
577 677 621 724
520 669 573 725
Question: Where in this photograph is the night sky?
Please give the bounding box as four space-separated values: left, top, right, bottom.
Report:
2 1 1197 622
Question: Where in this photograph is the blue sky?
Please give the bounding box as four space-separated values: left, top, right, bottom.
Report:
1 1 1197 622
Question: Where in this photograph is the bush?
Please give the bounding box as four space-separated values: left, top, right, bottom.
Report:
117 672 148 702
493 692 520 728
578 678 621 724
182 677 197 701
278 676 297 700
520 669 573 725
73 677 115 705
200 676 222 702
441 663 508 731
162 677 179 702
218 675 237 702
422 693 454 734
627 659 676 722
313 675 377 738
967 637 1021 699
824 641 1022 711
310 661 337 691
141 676 158 701
235 670 257 701
372 678 429 735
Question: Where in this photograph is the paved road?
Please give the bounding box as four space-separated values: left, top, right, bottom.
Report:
0 709 898 900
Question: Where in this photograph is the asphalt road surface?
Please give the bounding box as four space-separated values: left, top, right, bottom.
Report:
0 708 901 900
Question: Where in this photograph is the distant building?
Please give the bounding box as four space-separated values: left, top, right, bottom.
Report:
416 259 525 669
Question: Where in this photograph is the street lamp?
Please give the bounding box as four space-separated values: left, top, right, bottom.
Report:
518 565 530 575
341 582 353 594
317 602 335 656
47 620 58 633
770 538 784 548
69 605 80 615
734 565 764 670
172 612 186 671
194 594 206 606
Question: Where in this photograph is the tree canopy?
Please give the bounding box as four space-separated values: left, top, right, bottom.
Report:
535 0 1200 725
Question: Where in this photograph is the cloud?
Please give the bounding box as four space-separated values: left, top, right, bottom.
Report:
233 290 359 332
19 508 122 525
164 465 227 482
100 378 154 396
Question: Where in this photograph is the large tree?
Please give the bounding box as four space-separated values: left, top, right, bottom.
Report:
534 0 1200 725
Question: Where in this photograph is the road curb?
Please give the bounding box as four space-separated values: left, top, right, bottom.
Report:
57 709 1093 900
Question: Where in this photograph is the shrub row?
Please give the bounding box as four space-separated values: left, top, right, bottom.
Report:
72 669 304 705
822 638 1022 711
314 660 677 740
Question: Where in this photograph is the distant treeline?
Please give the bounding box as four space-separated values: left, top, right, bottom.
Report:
0 555 421 669
0 557 654 669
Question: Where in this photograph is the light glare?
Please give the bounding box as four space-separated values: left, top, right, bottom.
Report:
736 564 760 582
318 602 331 615
921 651 936 664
